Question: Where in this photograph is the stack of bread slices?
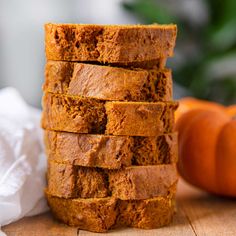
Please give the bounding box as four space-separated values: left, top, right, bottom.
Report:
42 23 178 233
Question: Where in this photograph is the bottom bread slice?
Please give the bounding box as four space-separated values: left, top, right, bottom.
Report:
46 190 175 233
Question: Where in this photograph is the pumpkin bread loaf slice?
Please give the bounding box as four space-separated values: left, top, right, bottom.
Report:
105 101 177 136
47 162 109 199
45 130 178 169
47 162 178 200
41 93 178 136
46 192 117 233
42 93 106 134
45 23 177 66
44 61 173 102
116 192 175 230
45 190 175 232
45 130 133 169
108 165 177 200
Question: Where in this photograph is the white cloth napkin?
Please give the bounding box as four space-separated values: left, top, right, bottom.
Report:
0 88 48 236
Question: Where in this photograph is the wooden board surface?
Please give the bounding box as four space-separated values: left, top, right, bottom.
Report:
3 179 236 236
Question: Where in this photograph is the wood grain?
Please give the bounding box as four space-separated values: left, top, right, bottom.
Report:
178 180 236 236
2 213 77 236
3 180 236 236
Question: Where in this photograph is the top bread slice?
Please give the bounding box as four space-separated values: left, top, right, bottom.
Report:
45 23 177 65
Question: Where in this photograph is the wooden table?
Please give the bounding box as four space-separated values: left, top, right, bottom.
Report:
3 180 236 236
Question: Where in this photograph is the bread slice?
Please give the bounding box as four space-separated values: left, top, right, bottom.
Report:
46 192 117 232
45 23 177 66
47 162 178 199
44 61 172 102
105 101 177 136
42 93 106 134
45 190 175 232
116 193 175 230
45 130 178 169
41 93 178 136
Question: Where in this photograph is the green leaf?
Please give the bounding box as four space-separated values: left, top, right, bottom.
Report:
209 19 236 51
122 0 175 24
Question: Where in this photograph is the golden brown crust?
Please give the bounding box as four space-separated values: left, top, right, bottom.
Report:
41 93 178 136
45 131 178 169
47 162 178 200
46 191 175 232
45 23 177 65
44 61 173 102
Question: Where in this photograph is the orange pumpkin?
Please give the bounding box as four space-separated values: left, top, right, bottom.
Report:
226 105 236 117
175 97 225 121
175 99 236 197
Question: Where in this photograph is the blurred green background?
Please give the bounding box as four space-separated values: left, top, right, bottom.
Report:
123 0 236 105
0 0 235 106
